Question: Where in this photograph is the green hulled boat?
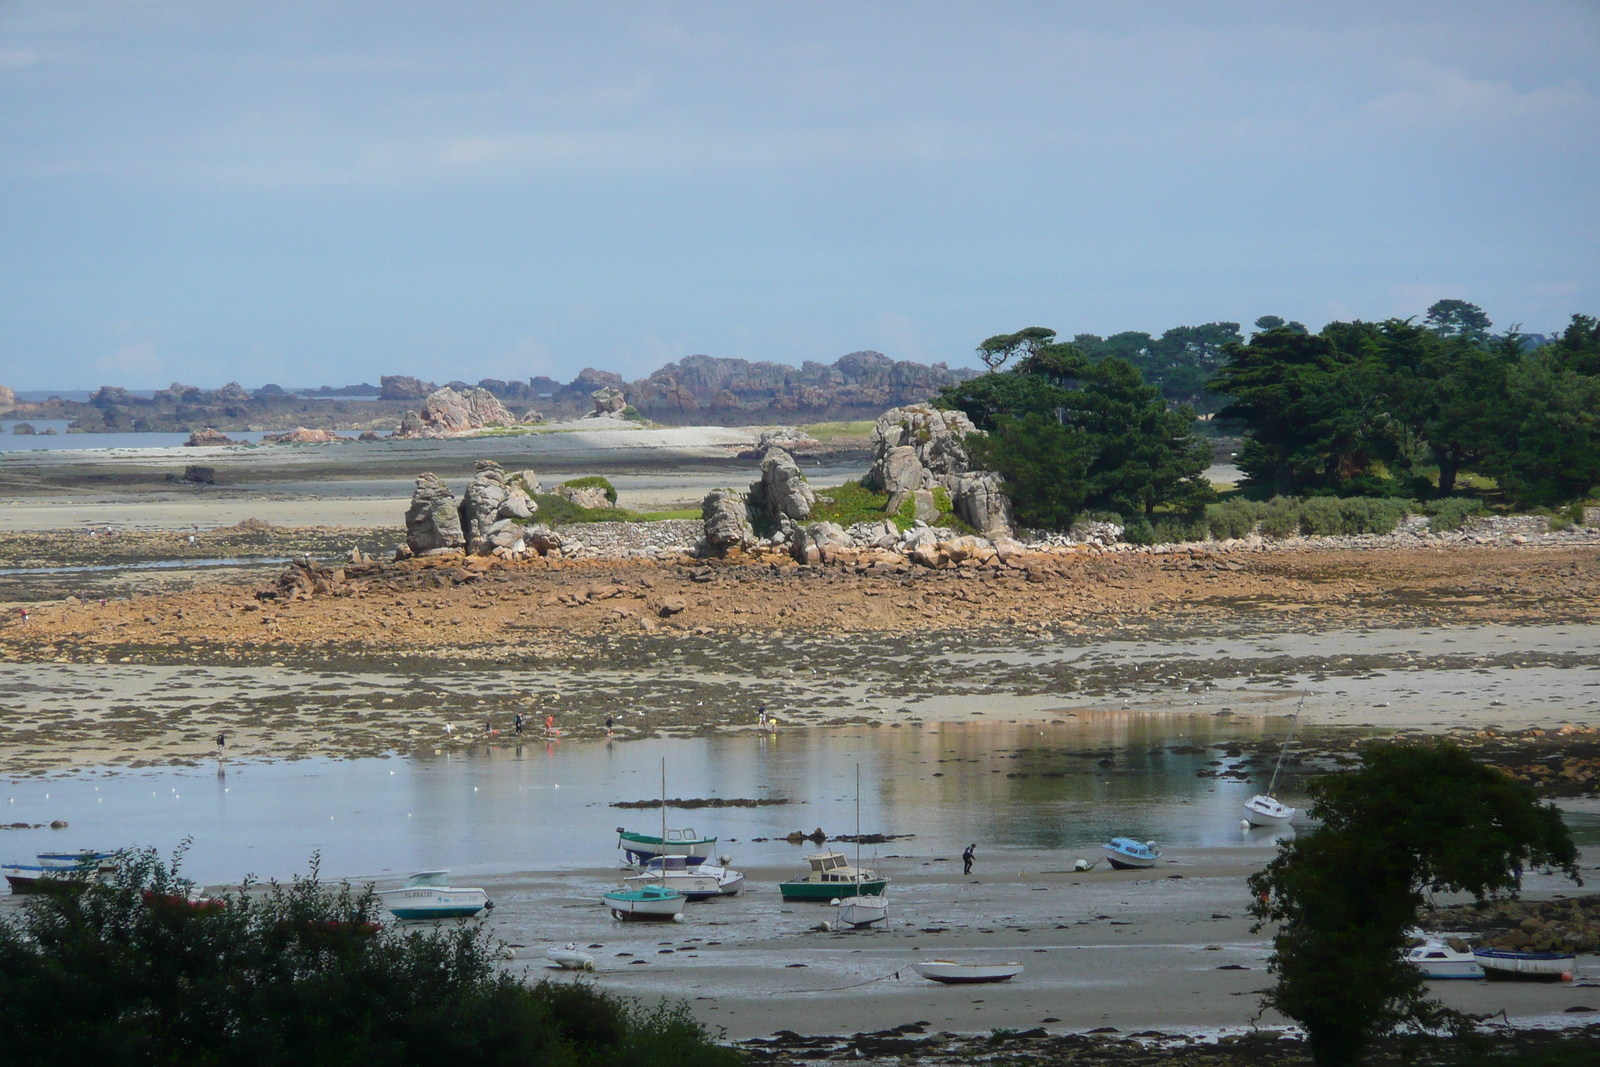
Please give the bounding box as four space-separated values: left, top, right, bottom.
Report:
778 850 887 902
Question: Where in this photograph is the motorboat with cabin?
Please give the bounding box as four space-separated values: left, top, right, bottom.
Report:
779 851 887 901
616 827 718 867
1103 837 1161 870
376 871 491 920
1404 937 1484 979
623 855 743 901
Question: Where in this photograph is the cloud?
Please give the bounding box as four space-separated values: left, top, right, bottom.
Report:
1359 59 1598 131
0 50 41 70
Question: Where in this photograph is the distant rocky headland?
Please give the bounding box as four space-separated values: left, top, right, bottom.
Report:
0 351 979 434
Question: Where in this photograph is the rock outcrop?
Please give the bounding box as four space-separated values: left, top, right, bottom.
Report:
379 375 437 401
458 460 538 554
738 425 821 458
394 387 514 438
861 404 1013 537
701 489 754 555
556 483 613 509
584 386 629 420
404 473 465 554
0 385 14 415
746 447 815 530
261 427 345 444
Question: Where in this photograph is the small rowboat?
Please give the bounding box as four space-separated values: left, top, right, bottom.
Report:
603 882 686 922
1473 948 1575 982
912 960 1024 984
4 850 120 894
546 943 597 971
1104 837 1161 870
833 893 888 928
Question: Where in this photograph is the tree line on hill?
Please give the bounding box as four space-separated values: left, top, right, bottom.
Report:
935 301 1600 533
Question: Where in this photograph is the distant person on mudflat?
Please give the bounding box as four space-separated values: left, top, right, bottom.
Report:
605 717 614 739
963 844 975 875
513 713 524 735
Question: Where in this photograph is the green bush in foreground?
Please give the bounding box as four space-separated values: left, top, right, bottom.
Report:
0 847 740 1067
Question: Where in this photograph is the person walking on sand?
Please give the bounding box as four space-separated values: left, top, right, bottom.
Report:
513 712 524 735
963 844 976 875
605 716 614 739
757 706 767 730
215 732 226 756
544 714 558 738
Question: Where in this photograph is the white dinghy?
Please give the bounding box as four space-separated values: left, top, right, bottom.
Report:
833 893 888 928
912 960 1024 984
545 943 597 971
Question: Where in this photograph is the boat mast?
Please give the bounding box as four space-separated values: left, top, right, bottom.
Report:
1266 692 1305 797
855 763 861 882
660 757 667 879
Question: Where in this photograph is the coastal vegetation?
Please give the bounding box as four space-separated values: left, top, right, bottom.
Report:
936 303 1598 536
0 847 740 1067
1248 741 1580 1067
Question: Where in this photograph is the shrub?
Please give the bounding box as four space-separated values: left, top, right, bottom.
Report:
1425 497 1486 533
0 848 740 1067
1205 499 1263 540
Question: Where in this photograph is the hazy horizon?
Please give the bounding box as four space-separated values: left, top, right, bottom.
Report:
2 1 1596 391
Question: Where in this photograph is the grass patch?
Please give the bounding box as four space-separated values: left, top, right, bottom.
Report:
527 494 694 526
560 474 618 504
811 480 968 533
799 420 874 442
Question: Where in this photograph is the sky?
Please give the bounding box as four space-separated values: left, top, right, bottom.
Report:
1 1 1597 391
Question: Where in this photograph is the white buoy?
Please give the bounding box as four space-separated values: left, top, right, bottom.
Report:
1240 819 1253 831
671 913 685 923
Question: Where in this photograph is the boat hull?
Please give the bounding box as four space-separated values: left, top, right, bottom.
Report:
779 879 887 902
378 887 490 921
1104 853 1157 870
835 895 888 927
1474 949 1574 981
604 891 686 922
623 872 724 901
546 949 596 971
912 961 1023 984
1243 796 1297 828
617 831 716 868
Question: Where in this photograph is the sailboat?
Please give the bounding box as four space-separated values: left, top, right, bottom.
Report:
603 759 686 922
1244 695 1302 829
822 765 890 925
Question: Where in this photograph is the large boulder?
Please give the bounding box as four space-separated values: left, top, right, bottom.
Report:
458 461 538 553
0 385 14 414
395 387 514 437
951 471 1015 540
791 521 849 565
405 473 465 554
584 386 629 419
746 447 815 527
185 428 235 446
701 489 754 554
556 483 613 509
863 405 977 491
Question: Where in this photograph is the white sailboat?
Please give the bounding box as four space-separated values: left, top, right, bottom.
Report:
1244 696 1302 829
832 764 888 927
602 758 686 922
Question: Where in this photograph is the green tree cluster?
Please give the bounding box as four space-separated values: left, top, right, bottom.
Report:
1249 740 1579 1067
1072 321 1244 412
0 848 739 1067
1209 303 1600 505
935 330 1213 530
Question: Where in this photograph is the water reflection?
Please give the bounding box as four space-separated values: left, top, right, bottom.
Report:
4 716 1593 887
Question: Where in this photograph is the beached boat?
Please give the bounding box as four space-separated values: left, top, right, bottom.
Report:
546 943 597 971
623 855 728 901
603 882 686 922
616 827 717 866
912 960 1024 984
834 893 888 927
779 850 887 901
376 871 491 920
3 850 120 894
1244 696 1302 828
1473 948 1575 981
1405 939 1483 979
694 859 745 896
1103 837 1161 870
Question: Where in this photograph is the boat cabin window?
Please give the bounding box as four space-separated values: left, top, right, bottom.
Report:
664 828 697 842
405 871 450 887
